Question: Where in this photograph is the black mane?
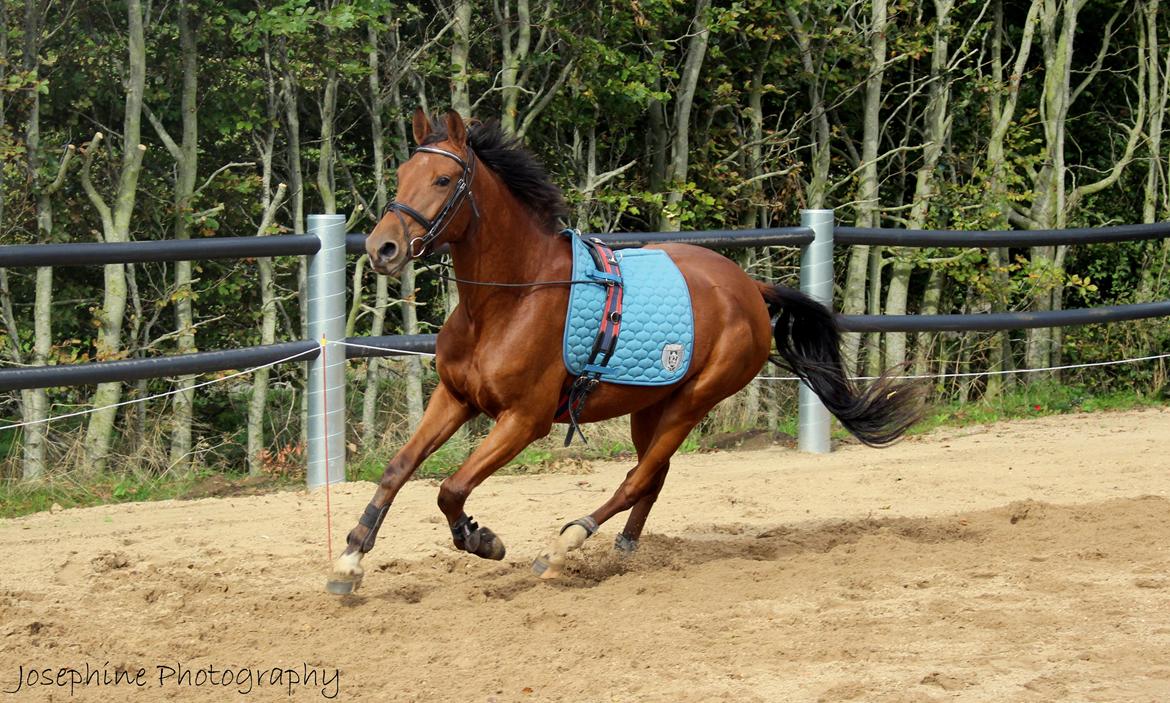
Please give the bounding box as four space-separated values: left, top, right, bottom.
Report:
422 118 568 230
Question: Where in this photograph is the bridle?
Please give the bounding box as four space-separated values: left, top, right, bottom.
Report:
384 145 480 259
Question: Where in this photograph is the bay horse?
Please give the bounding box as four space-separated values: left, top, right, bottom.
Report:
328 109 921 591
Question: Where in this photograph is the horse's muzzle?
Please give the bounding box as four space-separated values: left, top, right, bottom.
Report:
368 237 407 276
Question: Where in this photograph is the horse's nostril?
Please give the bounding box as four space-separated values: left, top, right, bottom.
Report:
378 242 399 262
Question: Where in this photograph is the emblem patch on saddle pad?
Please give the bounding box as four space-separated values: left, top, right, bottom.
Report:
661 344 685 372
562 234 695 386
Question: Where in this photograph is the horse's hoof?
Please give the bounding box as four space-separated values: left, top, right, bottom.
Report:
463 525 506 560
557 524 590 552
325 576 361 595
614 533 639 554
531 554 561 579
327 551 366 595
483 537 506 560
471 527 506 560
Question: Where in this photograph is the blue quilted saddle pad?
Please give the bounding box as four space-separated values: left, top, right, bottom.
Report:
563 234 694 386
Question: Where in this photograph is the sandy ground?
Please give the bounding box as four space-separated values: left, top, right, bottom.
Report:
1 407 1169 702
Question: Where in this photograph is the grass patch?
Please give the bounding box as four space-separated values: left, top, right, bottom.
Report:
0 469 298 519
910 381 1165 435
3 383 1165 519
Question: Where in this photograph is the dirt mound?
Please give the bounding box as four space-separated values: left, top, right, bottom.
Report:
1 407 1169 701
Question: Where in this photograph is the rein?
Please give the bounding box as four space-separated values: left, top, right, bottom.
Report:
384 145 480 258
420 259 604 289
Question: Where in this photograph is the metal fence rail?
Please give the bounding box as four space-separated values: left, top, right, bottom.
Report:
0 341 319 393
0 234 320 268
836 222 1170 247
342 335 438 358
0 335 442 393
839 300 1170 332
592 228 814 249
3 211 1170 479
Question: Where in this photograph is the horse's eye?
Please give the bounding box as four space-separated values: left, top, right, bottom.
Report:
435 176 451 187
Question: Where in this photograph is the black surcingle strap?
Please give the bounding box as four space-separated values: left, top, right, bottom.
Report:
557 230 624 446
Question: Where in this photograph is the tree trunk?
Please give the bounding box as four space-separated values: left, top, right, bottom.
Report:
398 268 424 429
361 21 389 448
1139 0 1169 303
1026 1 1144 371
18 0 59 480
786 6 831 208
864 246 884 378
985 0 1040 394
842 0 888 375
392 73 425 432
885 0 954 369
81 0 147 473
1024 0 1075 371
317 66 338 215
247 180 285 476
0 8 10 459
450 0 472 117
443 21 470 319
1142 0 1164 226
912 268 944 378
659 0 711 232
280 39 310 459
647 34 668 197
247 43 284 477
498 0 530 133
169 0 199 472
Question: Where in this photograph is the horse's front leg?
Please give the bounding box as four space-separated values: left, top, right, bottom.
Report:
436 412 549 560
327 383 475 593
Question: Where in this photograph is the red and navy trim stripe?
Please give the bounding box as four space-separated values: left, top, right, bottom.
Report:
556 237 624 428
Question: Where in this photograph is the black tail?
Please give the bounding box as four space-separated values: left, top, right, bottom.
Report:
760 284 923 447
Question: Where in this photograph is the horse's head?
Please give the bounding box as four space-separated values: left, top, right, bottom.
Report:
367 109 478 276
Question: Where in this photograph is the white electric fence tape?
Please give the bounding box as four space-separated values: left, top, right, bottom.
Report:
0 344 1163 432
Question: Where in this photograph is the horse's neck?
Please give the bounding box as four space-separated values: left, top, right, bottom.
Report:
448 172 570 313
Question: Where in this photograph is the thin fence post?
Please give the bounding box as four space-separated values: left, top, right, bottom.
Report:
306 214 347 489
798 208 834 453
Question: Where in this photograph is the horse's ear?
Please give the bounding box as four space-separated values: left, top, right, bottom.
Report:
444 110 467 149
412 108 431 145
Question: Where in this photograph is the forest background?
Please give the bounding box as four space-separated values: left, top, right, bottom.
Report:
1 0 1168 491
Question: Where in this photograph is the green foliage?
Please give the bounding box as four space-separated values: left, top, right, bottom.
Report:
1 0 1167 491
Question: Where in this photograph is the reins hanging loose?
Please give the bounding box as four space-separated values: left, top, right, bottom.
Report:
418 260 604 289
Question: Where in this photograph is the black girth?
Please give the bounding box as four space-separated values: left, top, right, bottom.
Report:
555 232 624 445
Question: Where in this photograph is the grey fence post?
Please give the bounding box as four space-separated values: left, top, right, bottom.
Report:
306 214 347 489
798 208 834 453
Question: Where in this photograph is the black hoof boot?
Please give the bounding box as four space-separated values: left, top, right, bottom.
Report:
452 515 507 560
614 532 639 554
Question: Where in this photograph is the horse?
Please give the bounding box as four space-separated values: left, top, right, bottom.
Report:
327 109 922 592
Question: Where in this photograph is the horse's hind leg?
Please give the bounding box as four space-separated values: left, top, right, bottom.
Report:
533 394 711 578
613 464 669 553
614 405 669 554
327 383 474 593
